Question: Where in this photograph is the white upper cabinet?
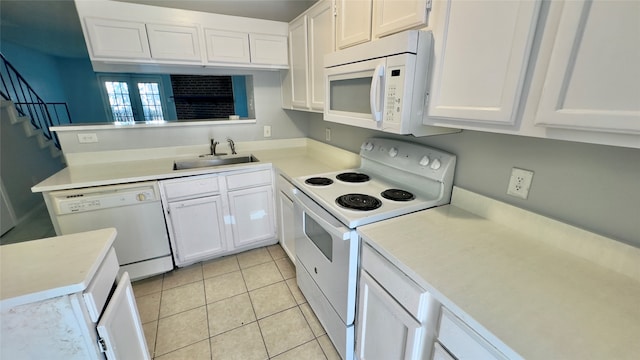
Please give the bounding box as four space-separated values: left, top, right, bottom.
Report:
373 0 430 38
534 0 640 134
249 33 289 66
336 0 431 50
307 1 334 110
289 16 310 108
425 0 541 126
336 0 373 49
75 0 288 70
204 30 288 67
84 18 151 60
283 0 334 112
146 24 202 62
204 29 251 63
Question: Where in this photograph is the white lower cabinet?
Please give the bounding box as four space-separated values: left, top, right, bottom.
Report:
356 242 439 360
1 244 149 359
166 195 228 265
276 174 296 262
160 167 277 267
357 271 423 360
436 308 507 360
228 185 276 248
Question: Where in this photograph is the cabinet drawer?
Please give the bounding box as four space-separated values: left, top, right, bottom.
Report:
162 175 220 200
84 247 119 322
438 308 506 360
226 169 272 190
361 243 428 320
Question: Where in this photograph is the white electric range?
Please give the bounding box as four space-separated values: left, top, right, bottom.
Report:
290 138 456 360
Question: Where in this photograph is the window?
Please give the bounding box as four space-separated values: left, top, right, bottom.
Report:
98 74 168 123
98 73 254 122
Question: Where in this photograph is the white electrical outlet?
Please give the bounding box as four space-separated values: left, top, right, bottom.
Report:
77 133 98 143
263 125 272 138
507 167 534 199
325 128 331 141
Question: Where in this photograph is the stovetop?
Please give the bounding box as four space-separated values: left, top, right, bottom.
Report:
291 138 457 228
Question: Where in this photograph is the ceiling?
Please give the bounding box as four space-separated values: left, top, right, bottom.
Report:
0 0 314 59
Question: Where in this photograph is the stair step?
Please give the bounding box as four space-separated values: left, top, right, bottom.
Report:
1 101 21 124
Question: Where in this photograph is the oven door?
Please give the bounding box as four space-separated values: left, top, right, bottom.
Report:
292 188 359 325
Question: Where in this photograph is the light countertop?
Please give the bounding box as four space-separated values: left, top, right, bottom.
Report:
357 188 640 360
0 228 117 310
32 138 360 192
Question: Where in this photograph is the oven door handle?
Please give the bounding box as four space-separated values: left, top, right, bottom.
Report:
292 188 351 241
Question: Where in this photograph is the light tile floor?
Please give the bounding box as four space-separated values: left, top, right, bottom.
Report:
133 244 341 360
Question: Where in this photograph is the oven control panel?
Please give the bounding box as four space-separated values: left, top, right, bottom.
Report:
360 138 456 182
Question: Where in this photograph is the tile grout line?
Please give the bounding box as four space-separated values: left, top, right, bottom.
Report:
237 255 270 359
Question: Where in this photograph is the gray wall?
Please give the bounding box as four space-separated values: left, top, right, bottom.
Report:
308 114 640 248
1 106 65 220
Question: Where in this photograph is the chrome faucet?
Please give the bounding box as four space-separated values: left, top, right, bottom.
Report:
210 139 227 156
227 137 237 154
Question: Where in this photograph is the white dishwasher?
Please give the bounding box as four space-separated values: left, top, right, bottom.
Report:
48 181 173 280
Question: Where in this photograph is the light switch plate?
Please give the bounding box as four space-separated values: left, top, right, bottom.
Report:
263 125 272 138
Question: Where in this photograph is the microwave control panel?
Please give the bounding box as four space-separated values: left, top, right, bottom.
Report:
384 66 406 124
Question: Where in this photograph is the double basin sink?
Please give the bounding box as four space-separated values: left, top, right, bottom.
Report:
173 154 258 170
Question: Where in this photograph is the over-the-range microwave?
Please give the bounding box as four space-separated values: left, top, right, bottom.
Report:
324 30 456 136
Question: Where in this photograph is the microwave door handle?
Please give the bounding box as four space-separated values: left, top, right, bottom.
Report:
370 63 385 122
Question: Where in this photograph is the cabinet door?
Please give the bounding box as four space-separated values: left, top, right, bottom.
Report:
372 0 430 39
228 185 276 248
308 0 334 111
204 29 251 63
97 272 150 360
84 17 151 60
534 0 640 134
146 24 202 62
289 16 310 108
167 196 228 266
336 0 373 49
278 190 296 263
249 33 289 66
356 271 424 360
426 0 541 126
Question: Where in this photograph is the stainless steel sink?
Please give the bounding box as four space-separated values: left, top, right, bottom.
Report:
173 155 258 170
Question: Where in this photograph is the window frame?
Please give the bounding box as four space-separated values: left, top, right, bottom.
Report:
97 74 169 123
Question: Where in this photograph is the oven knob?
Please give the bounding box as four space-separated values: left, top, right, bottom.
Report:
419 155 430 166
388 147 398 158
362 142 374 151
136 193 147 201
430 158 442 170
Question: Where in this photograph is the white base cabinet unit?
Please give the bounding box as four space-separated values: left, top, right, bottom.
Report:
276 173 296 263
160 166 277 267
161 174 229 266
435 308 507 360
0 229 149 360
356 242 440 360
226 169 277 248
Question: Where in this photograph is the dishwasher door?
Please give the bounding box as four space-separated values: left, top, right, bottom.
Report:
50 181 172 279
